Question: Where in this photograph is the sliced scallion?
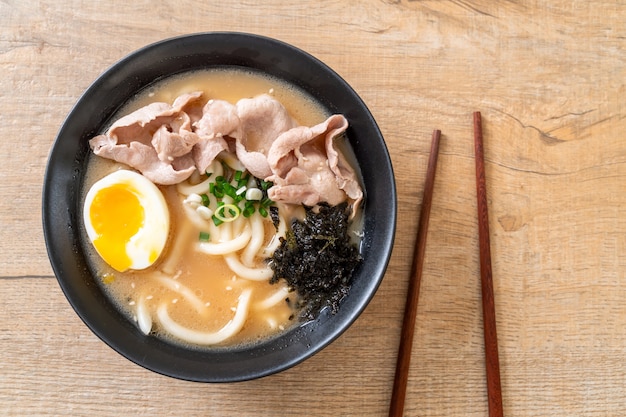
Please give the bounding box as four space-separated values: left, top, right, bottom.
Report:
242 201 255 218
214 203 240 222
260 180 272 191
245 187 263 201
261 197 273 207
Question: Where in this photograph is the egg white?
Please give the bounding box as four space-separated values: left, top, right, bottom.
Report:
83 169 170 271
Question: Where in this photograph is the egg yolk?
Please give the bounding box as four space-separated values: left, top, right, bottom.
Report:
89 183 144 272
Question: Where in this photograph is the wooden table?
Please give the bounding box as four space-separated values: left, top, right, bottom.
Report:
2 1 624 415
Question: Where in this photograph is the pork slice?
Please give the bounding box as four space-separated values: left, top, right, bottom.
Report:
325 117 363 213
192 135 229 174
267 145 346 206
194 99 240 137
106 91 204 146
266 117 339 177
192 99 238 173
266 114 362 212
151 125 199 163
234 94 298 178
172 91 204 124
152 112 200 162
107 102 173 146
90 91 205 184
90 138 196 184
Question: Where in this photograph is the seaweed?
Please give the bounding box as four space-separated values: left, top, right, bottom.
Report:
269 202 362 321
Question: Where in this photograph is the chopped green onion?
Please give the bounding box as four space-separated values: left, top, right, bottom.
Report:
237 173 250 188
199 231 210 242
196 205 213 220
242 201 256 218
222 182 236 198
260 180 272 191
184 193 203 206
214 203 240 222
245 188 263 201
199 164 276 226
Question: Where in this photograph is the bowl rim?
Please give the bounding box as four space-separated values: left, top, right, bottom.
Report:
42 31 396 382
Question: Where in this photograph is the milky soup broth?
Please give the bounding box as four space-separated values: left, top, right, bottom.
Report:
82 68 330 348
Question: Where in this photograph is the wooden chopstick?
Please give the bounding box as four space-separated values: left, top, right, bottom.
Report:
389 129 441 417
473 111 504 417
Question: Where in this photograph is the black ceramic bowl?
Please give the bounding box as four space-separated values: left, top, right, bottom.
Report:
42 32 396 382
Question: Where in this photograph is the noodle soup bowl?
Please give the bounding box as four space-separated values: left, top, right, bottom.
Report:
43 32 396 382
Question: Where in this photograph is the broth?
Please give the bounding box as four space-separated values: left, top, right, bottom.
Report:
81 67 360 349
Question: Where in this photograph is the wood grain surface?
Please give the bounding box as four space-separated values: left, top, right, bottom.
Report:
1 1 625 415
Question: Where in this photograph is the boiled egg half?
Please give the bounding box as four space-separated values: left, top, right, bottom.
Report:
83 169 170 272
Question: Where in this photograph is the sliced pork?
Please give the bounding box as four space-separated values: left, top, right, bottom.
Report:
192 99 238 173
89 136 197 185
266 114 363 213
89 91 363 213
152 113 198 162
234 94 298 179
90 92 204 184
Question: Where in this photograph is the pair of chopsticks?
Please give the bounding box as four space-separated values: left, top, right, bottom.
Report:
389 112 503 417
